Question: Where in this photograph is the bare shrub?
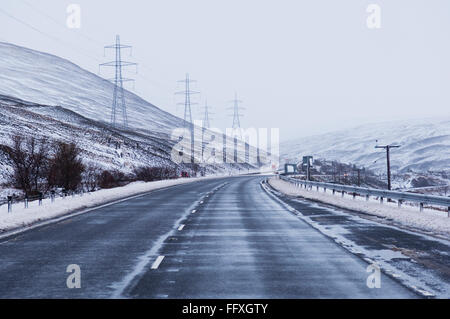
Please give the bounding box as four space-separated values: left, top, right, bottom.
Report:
133 166 178 182
5 135 49 195
83 164 102 192
98 169 128 189
47 142 84 191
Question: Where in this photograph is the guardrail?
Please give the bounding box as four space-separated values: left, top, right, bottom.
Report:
1 190 88 213
279 175 450 217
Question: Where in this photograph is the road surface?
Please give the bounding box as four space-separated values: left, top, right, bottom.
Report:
0 176 418 298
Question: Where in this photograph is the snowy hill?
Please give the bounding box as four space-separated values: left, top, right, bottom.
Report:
0 42 182 133
281 118 450 174
0 42 261 187
0 95 178 184
0 94 254 186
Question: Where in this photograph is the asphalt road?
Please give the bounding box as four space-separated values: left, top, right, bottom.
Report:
0 176 418 298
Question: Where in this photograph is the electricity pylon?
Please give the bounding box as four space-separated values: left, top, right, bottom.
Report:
99 35 137 129
202 99 212 129
175 73 199 133
175 73 199 164
228 92 245 139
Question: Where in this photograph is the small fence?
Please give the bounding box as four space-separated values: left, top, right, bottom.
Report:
279 175 450 217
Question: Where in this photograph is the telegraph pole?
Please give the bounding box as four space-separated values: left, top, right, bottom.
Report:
99 35 137 129
375 144 400 190
306 160 311 181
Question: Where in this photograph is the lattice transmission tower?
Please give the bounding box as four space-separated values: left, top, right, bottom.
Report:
175 73 199 132
99 35 137 129
202 99 213 129
228 92 245 139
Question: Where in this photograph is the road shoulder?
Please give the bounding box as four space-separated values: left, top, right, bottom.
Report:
262 178 450 298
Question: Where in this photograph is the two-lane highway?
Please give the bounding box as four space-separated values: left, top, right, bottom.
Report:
0 176 417 298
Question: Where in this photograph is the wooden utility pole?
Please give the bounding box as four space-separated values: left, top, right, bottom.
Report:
357 169 361 187
375 144 400 190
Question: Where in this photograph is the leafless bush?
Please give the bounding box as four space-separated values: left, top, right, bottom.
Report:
133 166 178 182
98 169 128 189
83 164 102 192
5 135 49 195
47 142 85 191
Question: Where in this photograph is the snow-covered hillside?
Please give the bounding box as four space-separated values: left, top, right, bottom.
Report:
281 118 450 174
0 42 183 133
0 42 262 187
0 95 178 184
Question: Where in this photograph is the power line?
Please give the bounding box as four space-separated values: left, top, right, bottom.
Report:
19 0 101 47
0 7 102 64
99 35 137 129
2 3 175 97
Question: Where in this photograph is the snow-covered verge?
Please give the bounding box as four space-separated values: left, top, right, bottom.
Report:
268 177 450 237
0 177 216 234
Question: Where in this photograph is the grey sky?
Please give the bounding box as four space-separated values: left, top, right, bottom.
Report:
0 0 449 142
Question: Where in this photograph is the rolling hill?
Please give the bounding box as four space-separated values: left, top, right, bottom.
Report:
281 118 450 174
0 42 259 186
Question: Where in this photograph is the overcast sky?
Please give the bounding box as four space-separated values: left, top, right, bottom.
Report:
0 0 449 142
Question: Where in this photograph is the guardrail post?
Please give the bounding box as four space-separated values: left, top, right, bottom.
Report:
380 197 383 204
51 190 55 203
366 194 369 201
419 203 424 212
332 189 335 195
398 200 403 208
24 195 28 208
352 192 356 199
316 186 319 191
448 207 450 218
324 187 327 193
341 191 345 198
38 192 43 206
7 196 12 213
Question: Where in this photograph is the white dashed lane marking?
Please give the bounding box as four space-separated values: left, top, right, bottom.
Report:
151 256 165 270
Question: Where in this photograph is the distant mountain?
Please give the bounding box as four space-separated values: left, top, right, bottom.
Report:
280 118 450 174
